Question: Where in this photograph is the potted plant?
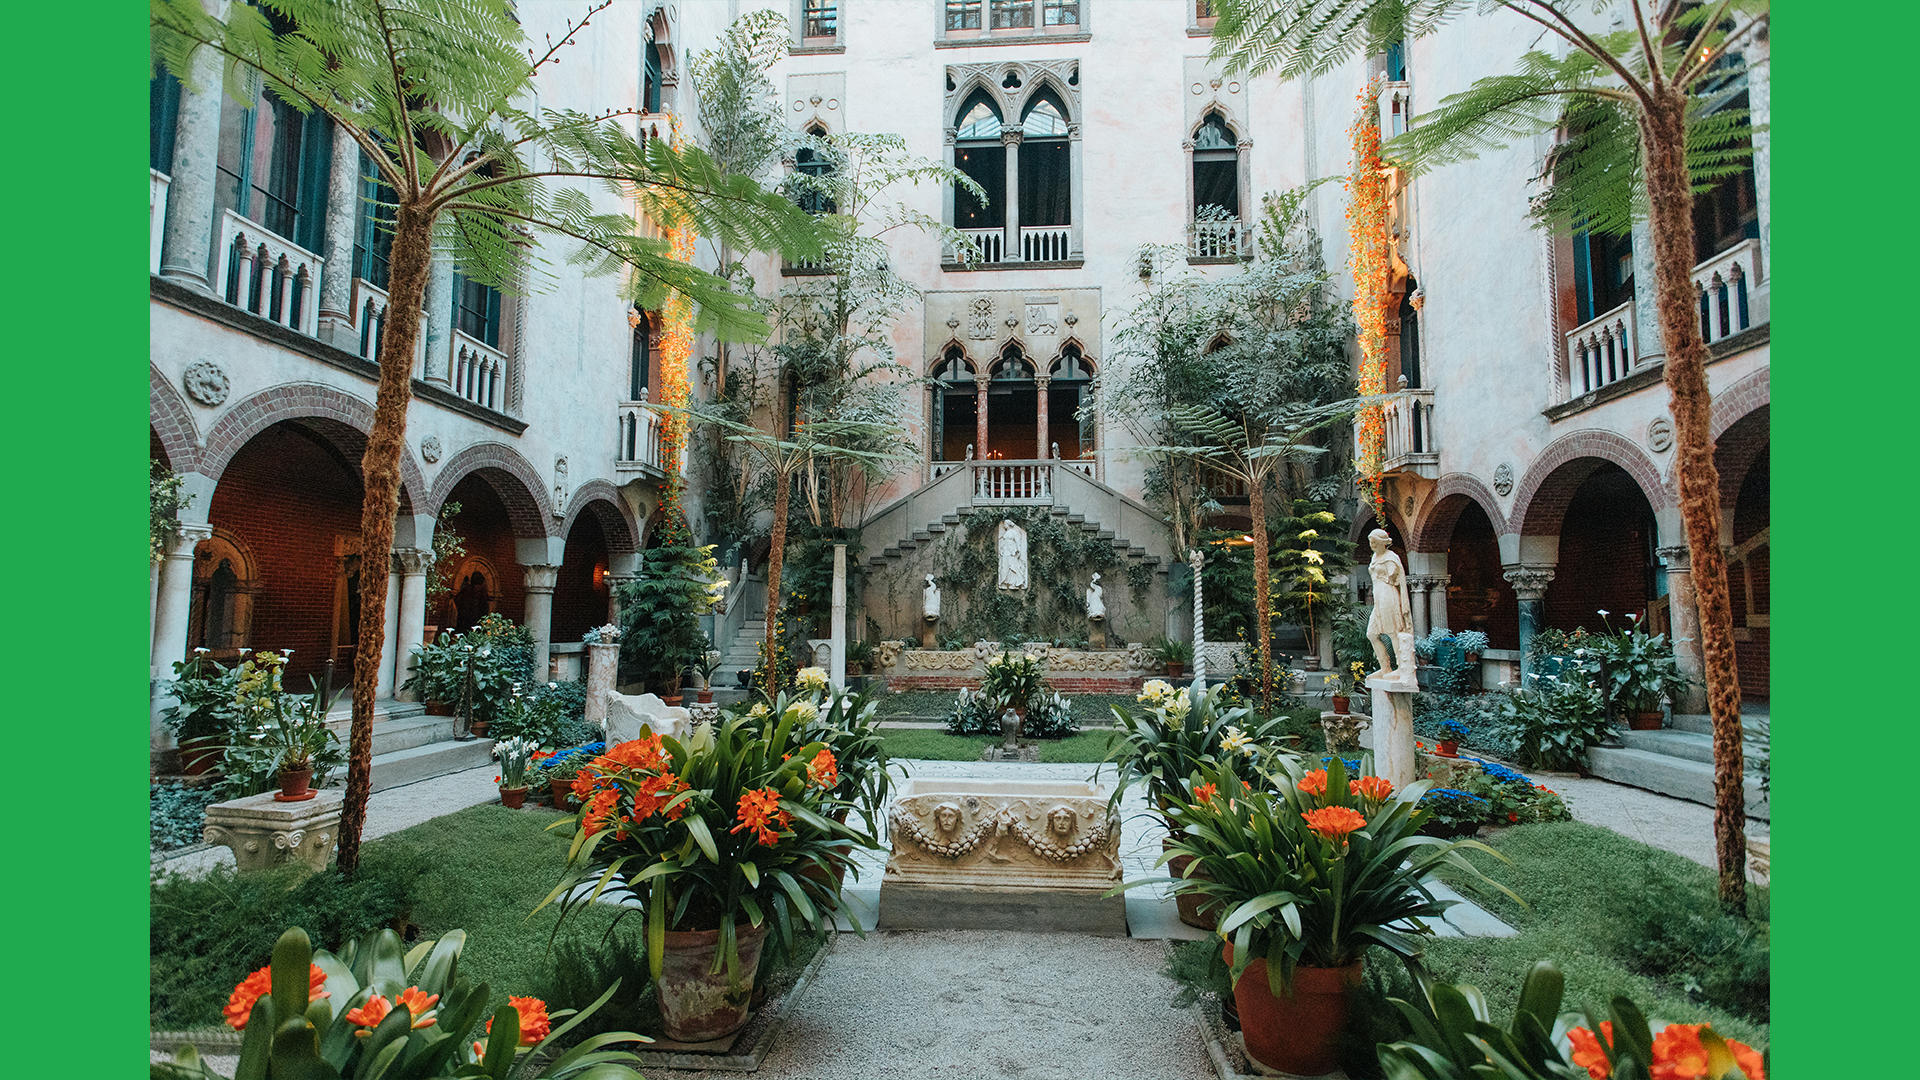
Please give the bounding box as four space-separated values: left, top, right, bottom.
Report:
1585 612 1690 730
537 709 877 1043
493 735 539 808
1322 660 1366 714
240 674 343 803
1146 754 1515 1076
694 649 724 704
1498 672 1615 773
1148 635 1195 680
155 925 654 1080
980 650 1047 726
538 742 602 810
1454 629 1490 664
161 651 239 775
402 631 465 715
1437 717 1469 757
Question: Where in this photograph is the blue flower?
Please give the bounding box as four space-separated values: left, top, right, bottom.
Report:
1421 788 1487 805
1466 757 1534 787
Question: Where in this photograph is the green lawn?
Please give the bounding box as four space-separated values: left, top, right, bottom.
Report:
878 727 1122 763
868 689 1135 724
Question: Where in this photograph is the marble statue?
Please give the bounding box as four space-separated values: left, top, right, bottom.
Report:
1085 572 1105 620
1365 528 1418 683
997 519 1028 590
923 573 941 620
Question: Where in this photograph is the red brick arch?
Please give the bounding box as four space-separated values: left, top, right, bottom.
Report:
1508 429 1672 537
562 481 640 554
1710 368 1769 442
199 383 424 511
150 363 201 474
1409 474 1507 552
425 441 554 539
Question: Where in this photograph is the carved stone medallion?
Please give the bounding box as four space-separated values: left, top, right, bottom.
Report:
967 296 995 339
1646 416 1675 454
420 435 443 463
1493 462 1515 497
182 360 230 407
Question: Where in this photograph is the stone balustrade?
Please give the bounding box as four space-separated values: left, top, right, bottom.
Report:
351 277 390 360
1020 225 1072 263
216 208 322 336
616 402 664 474
1187 218 1250 259
150 169 170 274
449 329 506 411
958 227 1005 264
973 460 1053 504
1693 237 1766 347
1562 299 1638 400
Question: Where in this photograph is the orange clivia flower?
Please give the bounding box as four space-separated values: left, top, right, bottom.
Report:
631 772 689 823
581 788 621 837
1568 1022 1614 1079
484 995 552 1046
397 986 440 1027
1301 806 1368 842
571 766 603 801
1648 1024 1720 1080
605 735 669 774
1298 769 1328 796
1192 782 1219 805
1350 775 1394 801
806 748 839 789
730 787 789 846
223 963 330 1030
1727 1039 1766 1080
345 993 393 1030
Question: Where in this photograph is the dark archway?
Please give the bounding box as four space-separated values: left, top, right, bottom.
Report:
1541 462 1658 632
552 510 611 643
436 473 526 632
1718 408 1768 703
1442 501 1517 649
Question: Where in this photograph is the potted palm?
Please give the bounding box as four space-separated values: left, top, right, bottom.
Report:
1148 635 1195 680
493 736 538 808
537 709 877 1043
1144 754 1515 1076
980 651 1047 734
244 677 343 803
694 649 724 704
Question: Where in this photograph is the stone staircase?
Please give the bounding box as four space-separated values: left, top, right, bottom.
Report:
1586 707 1770 820
322 700 495 792
712 618 767 688
865 506 1164 574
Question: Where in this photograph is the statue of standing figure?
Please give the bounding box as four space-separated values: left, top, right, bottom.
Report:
1085 572 1105 621
923 573 941 621
997 519 1028 591
1365 528 1418 684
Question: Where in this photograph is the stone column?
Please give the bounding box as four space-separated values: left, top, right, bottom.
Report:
1068 125 1086 258
585 641 620 735
522 565 560 680
1746 30 1770 274
1407 576 1434 639
422 259 455 383
1034 375 1051 458
606 573 639 626
1189 549 1206 684
1503 565 1556 686
1001 129 1023 261
974 374 991 457
152 523 213 680
830 543 848 691
157 24 225 291
375 559 402 698
1428 574 1451 637
1658 545 1709 714
392 549 431 700
317 124 363 348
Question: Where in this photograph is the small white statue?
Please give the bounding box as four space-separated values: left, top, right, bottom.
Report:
1086 572 1105 621
923 573 941 621
1365 528 1418 684
997 519 1028 591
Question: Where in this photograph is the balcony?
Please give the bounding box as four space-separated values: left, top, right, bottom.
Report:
615 402 664 477
1377 79 1412 140
449 330 506 411
956 228 1006 265
1357 388 1438 480
150 170 169 274
350 277 390 361
216 208 321 337
1020 226 1071 263
1694 238 1766 348
1187 219 1250 261
972 460 1055 505
1563 300 1638 401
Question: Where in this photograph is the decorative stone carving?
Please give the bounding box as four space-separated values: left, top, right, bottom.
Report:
968 296 995 338
1320 711 1371 756
1085 572 1105 621
996 519 1028 590
1365 529 1418 687
202 790 342 873
885 778 1121 889
1502 565 1556 601
552 456 569 518
923 573 941 620
903 649 977 670
1492 462 1515 497
1646 416 1675 453
182 360 230 407
420 435 443 463
873 640 902 669
603 691 692 744
1026 303 1060 336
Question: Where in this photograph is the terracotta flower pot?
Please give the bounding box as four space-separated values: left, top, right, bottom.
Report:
1166 662 1186 681
549 777 578 810
662 694 683 708
499 785 528 809
656 922 769 1043
1225 948 1363 1077
1330 694 1351 714
423 701 455 716
1628 710 1665 731
697 688 714 704
469 719 490 737
1163 840 1221 930
274 766 316 803
1436 740 1460 758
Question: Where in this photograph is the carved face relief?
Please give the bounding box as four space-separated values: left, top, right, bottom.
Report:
1047 806 1077 837
934 803 962 833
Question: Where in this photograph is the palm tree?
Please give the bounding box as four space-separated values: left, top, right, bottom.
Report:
152 0 821 872
1206 0 1768 910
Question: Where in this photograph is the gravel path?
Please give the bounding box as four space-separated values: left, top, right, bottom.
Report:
663 930 1211 1080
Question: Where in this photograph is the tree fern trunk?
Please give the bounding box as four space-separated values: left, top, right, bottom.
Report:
1641 89 1747 912
763 468 791 699
339 204 433 875
1249 479 1274 708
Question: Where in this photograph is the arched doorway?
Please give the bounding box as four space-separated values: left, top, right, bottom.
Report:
552 510 611 643
1047 343 1095 460
1541 462 1659 632
434 474 527 632
1716 407 1769 703
986 345 1037 459
1439 501 1516 648
929 346 977 462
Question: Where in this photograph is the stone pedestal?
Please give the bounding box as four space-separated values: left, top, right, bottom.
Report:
585 642 620 735
829 544 848 691
1089 620 1107 649
881 777 1125 935
921 619 938 648
1365 673 1418 791
202 790 344 873
1319 711 1371 757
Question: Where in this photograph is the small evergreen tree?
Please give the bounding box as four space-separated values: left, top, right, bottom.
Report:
617 500 724 697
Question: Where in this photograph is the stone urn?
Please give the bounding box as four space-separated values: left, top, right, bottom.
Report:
999 708 1024 751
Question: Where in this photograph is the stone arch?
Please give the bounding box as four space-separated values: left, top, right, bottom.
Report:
426 441 555 538
1508 429 1671 538
1018 72 1077 125
1714 404 1769 512
150 364 202 474
199 383 424 512
1710 368 1769 442
1409 474 1507 551
1351 502 1409 547
645 5 680 92
930 338 977 375
562 481 640 554
1047 337 1097 376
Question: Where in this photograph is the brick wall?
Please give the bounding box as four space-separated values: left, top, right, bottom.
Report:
1543 466 1653 632
435 475 526 631
552 513 610 643
206 423 363 684
1731 451 1768 700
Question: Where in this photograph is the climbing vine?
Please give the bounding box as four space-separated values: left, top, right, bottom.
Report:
1347 76 1392 524
929 507 1151 647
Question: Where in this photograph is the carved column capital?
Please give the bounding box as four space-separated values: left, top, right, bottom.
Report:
1656 545 1691 571
169 522 214 558
1502 565 1556 601
1000 129 1025 147
394 548 433 576
522 565 560 593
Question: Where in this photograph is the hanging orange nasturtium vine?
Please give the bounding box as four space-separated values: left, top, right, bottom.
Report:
1346 77 1391 524
654 114 698 539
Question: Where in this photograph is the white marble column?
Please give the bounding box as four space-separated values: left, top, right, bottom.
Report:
1189 549 1206 685
1428 574 1451 637
585 641 620 735
1368 679 1417 790
1659 545 1709 714
1407 576 1433 640
317 124 363 348
606 573 639 626
1068 124 1086 258
522 565 561 680
392 549 431 699
1001 129 1023 261
422 259 454 383
157 27 225 291
152 523 213 679
830 543 848 691
1746 30 1770 274
375 559 402 698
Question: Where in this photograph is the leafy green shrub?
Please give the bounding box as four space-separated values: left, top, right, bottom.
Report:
151 782 221 851
1618 880 1770 1023
1498 673 1614 771
944 686 1079 738
149 846 428 1028
1415 693 1518 758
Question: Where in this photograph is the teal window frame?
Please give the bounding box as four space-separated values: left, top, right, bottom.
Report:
352 156 396 290
452 271 503 347
151 74 182 173
214 80 333 253
644 42 663 113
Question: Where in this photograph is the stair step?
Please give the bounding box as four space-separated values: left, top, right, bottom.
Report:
1668 713 1769 742
925 523 947 534
1585 747 1769 819
368 738 496 792
941 514 961 524
1096 530 1115 540
1065 514 1086 524
1619 729 1768 765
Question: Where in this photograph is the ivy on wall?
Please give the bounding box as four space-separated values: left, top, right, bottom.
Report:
929 507 1152 647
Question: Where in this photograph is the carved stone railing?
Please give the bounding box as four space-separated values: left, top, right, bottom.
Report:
616 402 663 475
216 208 321 336
929 460 967 482
1693 238 1766 347
1562 300 1637 400
1020 225 1072 263
350 277 390 360
957 228 1005 265
1377 79 1413 139
1187 219 1250 259
1057 458 1096 479
150 169 170 274
449 329 506 411
973 460 1053 504
1371 388 1438 479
